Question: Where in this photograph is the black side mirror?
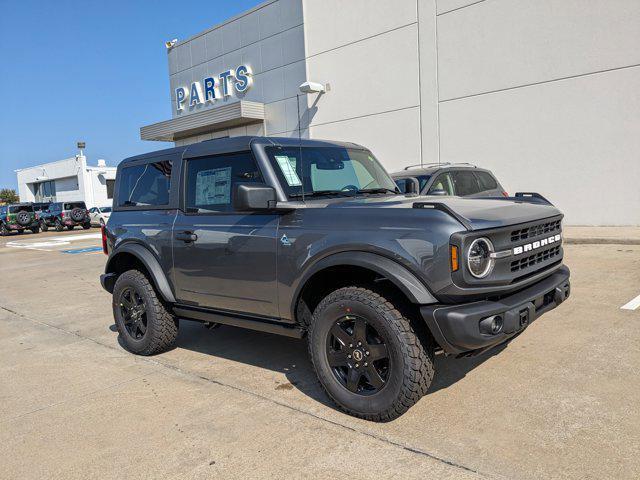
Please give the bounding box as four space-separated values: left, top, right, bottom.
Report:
429 189 448 196
406 177 420 194
233 183 277 211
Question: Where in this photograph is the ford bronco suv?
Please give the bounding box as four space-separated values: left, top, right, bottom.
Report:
40 201 91 231
100 137 570 421
0 203 40 235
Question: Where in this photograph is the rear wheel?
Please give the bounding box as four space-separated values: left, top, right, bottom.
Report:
30 227 40 234
40 220 49 232
66 225 74 230
308 287 434 422
82 222 91 230
113 269 179 355
54 219 64 232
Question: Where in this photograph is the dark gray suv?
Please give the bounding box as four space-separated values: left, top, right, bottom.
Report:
392 164 507 198
100 136 570 421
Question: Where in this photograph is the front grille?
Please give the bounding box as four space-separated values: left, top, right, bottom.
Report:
511 219 561 242
510 245 561 272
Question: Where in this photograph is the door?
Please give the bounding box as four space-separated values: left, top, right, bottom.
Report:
172 151 280 318
88 208 97 225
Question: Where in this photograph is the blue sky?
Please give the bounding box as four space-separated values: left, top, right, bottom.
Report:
0 0 261 189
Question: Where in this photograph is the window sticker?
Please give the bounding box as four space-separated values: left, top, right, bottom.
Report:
275 156 302 186
195 167 232 205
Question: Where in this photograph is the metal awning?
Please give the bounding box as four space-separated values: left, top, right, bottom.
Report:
140 101 265 142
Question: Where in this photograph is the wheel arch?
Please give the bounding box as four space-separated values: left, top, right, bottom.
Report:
291 251 437 322
104 243 176 303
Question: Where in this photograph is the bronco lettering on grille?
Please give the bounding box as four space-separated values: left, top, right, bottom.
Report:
513 234 561 256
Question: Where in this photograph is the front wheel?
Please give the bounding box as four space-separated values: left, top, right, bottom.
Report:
308 287 434 422
40 220 49 232
0 223 8 236
112 269 179 355
82 222 91 230
54 219 64 232
30 227 40 234
66 225 74 231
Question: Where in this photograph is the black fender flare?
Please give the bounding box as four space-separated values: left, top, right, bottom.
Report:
291 251 438 318
105 243 176 303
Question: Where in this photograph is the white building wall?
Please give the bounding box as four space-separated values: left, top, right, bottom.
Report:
15 156 116 208
164 0 639 225
435 0 640 225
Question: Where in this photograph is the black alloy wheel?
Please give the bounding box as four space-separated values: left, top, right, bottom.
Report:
119 287 148 340
327 315 390 395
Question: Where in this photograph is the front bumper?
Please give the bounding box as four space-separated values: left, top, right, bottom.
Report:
421 265 571 356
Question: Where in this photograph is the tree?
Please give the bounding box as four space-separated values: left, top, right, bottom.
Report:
0 188 19 204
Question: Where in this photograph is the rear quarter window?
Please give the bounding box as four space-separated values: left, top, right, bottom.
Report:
475 171 498 191
117 161 172 207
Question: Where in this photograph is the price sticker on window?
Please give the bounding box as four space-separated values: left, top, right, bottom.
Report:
275 156 302 186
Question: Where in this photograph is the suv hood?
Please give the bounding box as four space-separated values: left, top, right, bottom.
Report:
314 194 563 230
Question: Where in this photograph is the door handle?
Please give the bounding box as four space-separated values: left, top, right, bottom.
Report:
175 231 198 243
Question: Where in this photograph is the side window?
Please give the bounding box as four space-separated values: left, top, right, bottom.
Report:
474 171 498 192
395 178 409 194
452 171 481 196
118 161 172 207
185 152 263 212
428 173 454 195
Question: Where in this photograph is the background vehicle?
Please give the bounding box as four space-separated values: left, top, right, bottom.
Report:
0 203 39 235
100 137 570 422
392 164 508 198
89 206 111 226
40 201 91 231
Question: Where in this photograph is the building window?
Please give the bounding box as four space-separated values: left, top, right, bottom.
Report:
106 179 115 199
34 180 56 202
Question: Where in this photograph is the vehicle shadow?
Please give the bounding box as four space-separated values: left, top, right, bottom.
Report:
110 320 511 407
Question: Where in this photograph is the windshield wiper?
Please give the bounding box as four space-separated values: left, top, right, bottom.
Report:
289 190 356 199
356 187 398 195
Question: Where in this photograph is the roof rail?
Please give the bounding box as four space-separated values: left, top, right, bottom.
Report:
403 162 477 170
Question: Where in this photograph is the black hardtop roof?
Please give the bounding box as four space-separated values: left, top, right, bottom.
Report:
120 136 367 166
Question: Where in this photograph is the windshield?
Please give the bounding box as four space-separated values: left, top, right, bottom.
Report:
9 205 34 213
265 146 398 199
64 202 86 210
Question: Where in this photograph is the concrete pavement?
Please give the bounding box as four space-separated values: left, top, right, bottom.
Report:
0 228 638 479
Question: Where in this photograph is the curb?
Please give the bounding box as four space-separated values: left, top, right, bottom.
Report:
564 238 640 245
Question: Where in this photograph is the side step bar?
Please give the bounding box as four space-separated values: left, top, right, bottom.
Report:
173 305 305 339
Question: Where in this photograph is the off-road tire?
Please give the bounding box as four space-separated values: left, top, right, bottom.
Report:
40 220 49 232
0 223 8 236
82 222 91 230
113 269 178 355
16 210 31 226
66 225 74 230
54 219 64 232
30 227 40 234
308 286 435 422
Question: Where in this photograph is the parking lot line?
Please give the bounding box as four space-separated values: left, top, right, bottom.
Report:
5 233 101 251
621 293 640 311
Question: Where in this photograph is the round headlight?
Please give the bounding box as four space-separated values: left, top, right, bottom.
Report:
467 237 494 278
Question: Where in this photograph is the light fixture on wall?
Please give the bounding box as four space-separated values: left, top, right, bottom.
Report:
299 81 327 94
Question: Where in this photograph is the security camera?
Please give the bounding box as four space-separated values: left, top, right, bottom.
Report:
299 81 326 94
165 39 178 49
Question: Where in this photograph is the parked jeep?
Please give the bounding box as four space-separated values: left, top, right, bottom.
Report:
0 203 40 235
100 137 570 421
40 201 91 231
